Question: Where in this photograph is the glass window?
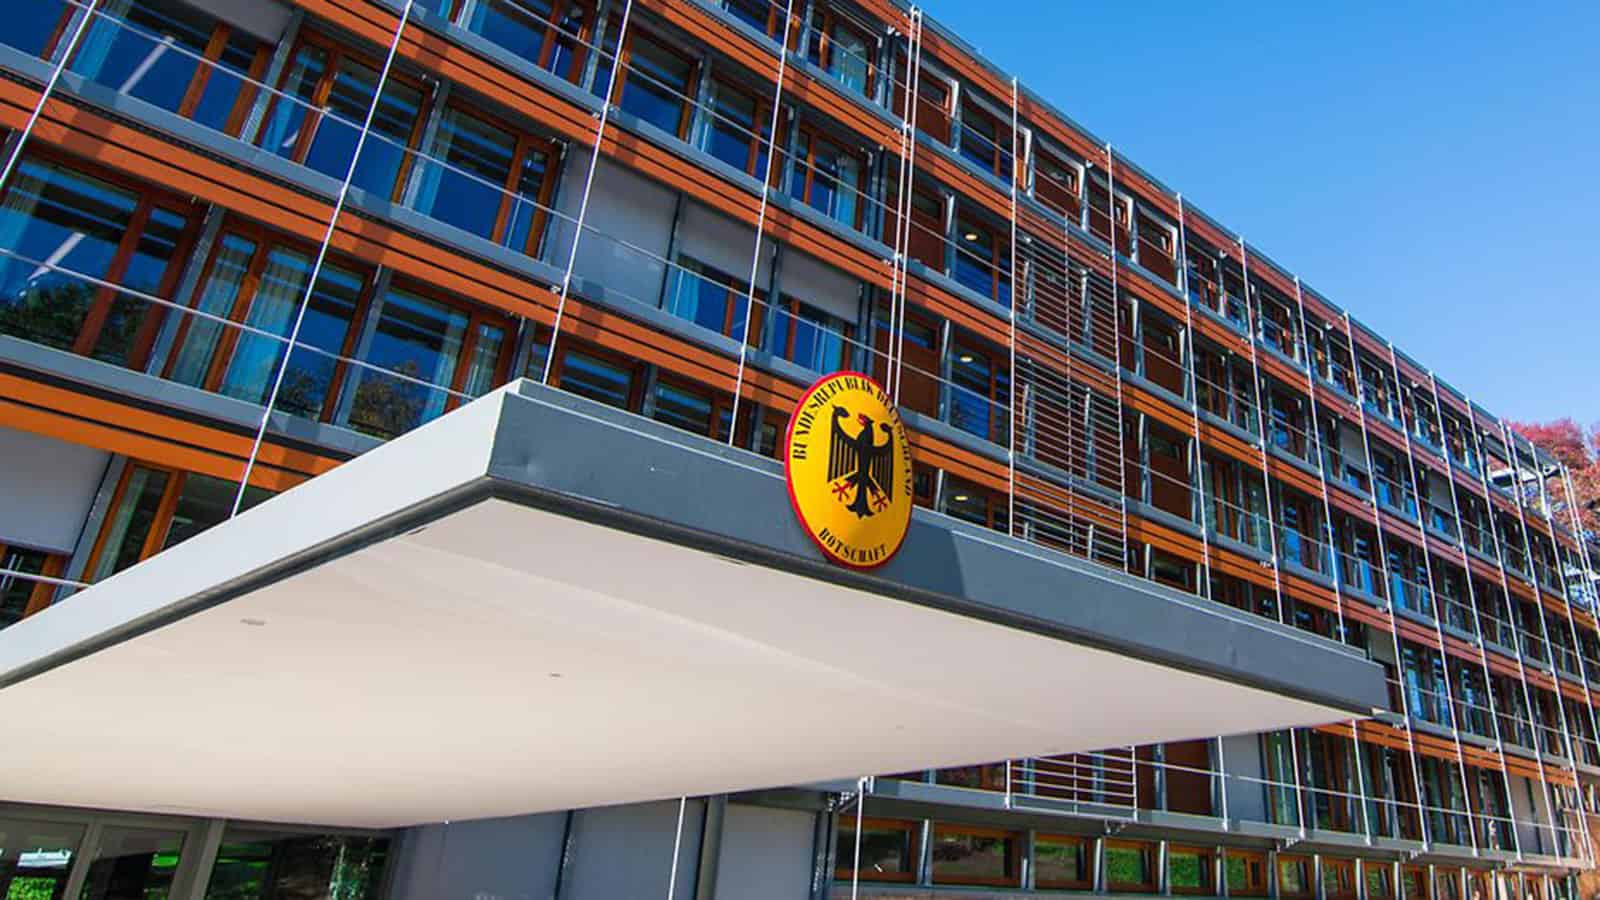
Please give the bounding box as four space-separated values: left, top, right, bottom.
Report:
766 297 847 373
949 342 1000 440
1167 847 1212 895
619 35 692 136
1278 856 1312 898
1104 842 1154 891
0 815 84 900
1033 835 1088 889
652 379 730 439
344 286 475 439
204 828 390 900
4 0 72 59
789 132 860 228
416 108 518 241
225 259 366 420
163 473 272 550
73 0 262 135
555 348 636 410
833 819 915 882
89 464 171 582
77 825 184 900
663 258 751 339
807 13 872 95
929 828 1017 887
0 156 190 366
700 82 768 179
0 545 55 629
1226 852 1269 897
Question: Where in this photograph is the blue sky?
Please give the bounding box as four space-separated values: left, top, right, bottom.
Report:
916 1 1599 425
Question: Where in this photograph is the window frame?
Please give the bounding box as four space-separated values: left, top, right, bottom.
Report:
1165 844 1214 896
790 122 868 230
807 5 878 96
927 823 1021 888
1224 849 1270 898
1102 838 1157 893
1032 832 1091 891
611 29 700 140
0 541 67 624
833 816 918 884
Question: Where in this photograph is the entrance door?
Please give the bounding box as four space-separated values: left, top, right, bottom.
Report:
0 807 208 900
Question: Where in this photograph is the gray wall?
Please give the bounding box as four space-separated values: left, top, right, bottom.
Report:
388 812 567 900
565 799 705 900
1220 733 1268 823
547 155 676 308
0 426 108 554
714 803 816 900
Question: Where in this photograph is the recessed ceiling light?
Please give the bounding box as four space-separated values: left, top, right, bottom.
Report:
958 353 974 363
952 494 970 502
963 231 979 241
548 673 563 679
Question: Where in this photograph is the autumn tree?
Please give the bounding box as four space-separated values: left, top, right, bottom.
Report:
1509 418 1600 536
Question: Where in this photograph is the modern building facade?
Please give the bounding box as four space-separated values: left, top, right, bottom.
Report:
0 0 1592 899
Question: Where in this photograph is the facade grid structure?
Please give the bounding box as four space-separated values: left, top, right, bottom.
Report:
0 0 1596 898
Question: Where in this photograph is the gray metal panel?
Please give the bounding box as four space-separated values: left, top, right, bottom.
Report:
0 427 107 553
566 800 704 900
1220 733 1267 824
715 804 816 900
388 813 566 900
484 381 1388 716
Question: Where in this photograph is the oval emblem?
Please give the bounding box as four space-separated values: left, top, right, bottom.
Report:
784 371 914 569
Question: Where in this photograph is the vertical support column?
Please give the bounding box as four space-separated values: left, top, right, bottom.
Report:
541 0 637 384
1426 374 1526 861
886 7 923 403
1104 144 1132 572
231 0 417 515
1499 420 1589 860
1236 243 1306 837
1291 281 1373 841
727 0 798 442
1341 311 1434 852
1006 75 1019 535
1384 344 1480 856
1175 196 1213 598
1465 411 1566 858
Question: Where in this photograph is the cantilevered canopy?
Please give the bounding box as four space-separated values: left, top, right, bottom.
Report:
0 381 1385 828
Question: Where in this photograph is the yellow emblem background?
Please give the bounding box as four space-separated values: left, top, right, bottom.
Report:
784 372 914 569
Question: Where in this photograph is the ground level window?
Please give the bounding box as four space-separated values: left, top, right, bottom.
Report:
1033 834 1089 890
86 465 274 583
204 828 390 899
0 543 65 629
834 818 917 883
929 825 1019 887
1167 845 1213 895
1104 840 1156 892
1277 854 1313 899
1226 850 1269 897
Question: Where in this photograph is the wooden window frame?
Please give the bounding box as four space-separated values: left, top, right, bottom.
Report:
952 209 1010 304
547 336 646 413
928 823 1021 888
0 542 68 621
1322 857 1358 900
1276 854 1315 900
834 817 918 884
448 101 563 255
1225 849 1270 898
1399 864 1429 900
10 147 201 369
611 29 700 140
650 373 745 444
791 123 868 230
705 76 773 178
1165 844 1214 896
1032 833 1091 891
771 294 852 370
1033 143 1084 220
262 31 433 202
808 6 878 97
1103 839 1157 893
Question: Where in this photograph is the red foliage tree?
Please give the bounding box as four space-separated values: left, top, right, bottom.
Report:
1510 418 1600 535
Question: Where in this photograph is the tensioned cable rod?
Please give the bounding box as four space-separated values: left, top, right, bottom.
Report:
231 0 416 516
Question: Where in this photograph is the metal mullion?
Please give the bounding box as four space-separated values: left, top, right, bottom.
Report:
1465 412 1568 858
1498 420 1588 861
1289 282 1372 840
1174 196 1212 598
1340 309 1434 851
231 0 416 515
726 0 795 442
1104 144 1131 571
1426 374 1526 861
1383 344 1480 856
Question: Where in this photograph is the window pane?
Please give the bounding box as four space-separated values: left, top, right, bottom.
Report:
415 109 516 240
1105 845 1150 887
839 823 913 879
171 233 259 387
222 260 364 421
0 815 84 899
192 30 262 133
3 0 70 59
1169 850 1207 892
204 828 390 900
0 158 138 352
163 474 271 550
467 0 554 67
91 465 171 581
930 832 1013 886
620 36 690 135
461 323 506 397
77 826 184 900
92 205 190 365
73 0 212 116
652 381 714 437
346 288 468 438
558 350 632 409
1033 838 1084 887
0 547 52 629
259 46 328 160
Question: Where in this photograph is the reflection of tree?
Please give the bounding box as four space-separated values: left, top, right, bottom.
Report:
201 836 388 900
273 355 334 421
0 278 96 350
347 360 426 440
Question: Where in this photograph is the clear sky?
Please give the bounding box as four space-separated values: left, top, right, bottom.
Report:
915 1 1599 425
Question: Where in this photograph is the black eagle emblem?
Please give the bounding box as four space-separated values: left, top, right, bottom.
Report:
828 406 894 518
